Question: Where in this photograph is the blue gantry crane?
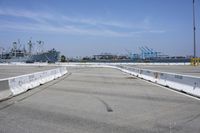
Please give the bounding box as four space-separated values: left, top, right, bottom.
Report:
139 46 162 59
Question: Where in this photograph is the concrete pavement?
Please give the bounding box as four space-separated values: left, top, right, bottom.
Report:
0 67 200 133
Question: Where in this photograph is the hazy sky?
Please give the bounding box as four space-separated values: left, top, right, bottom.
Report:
0 0 199 57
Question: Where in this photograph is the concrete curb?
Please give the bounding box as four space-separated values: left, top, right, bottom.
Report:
0 67 67 101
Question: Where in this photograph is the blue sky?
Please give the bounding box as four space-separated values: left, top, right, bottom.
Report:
0 0 199 57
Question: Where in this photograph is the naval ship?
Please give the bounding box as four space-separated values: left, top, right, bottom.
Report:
0 40 60 63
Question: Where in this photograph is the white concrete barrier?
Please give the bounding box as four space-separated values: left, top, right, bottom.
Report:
117 65 200 98
0 67 67 100
0 79 12 100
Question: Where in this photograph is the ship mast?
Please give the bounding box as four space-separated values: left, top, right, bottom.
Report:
13 41 17 57
28 40 33 55
36 40 44 53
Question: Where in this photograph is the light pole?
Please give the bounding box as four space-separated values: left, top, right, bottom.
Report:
193 0 196 58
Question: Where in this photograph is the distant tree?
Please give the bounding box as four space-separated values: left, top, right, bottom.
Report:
60 55 66 62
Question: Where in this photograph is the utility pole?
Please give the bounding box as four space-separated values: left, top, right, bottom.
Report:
193 0 196 58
